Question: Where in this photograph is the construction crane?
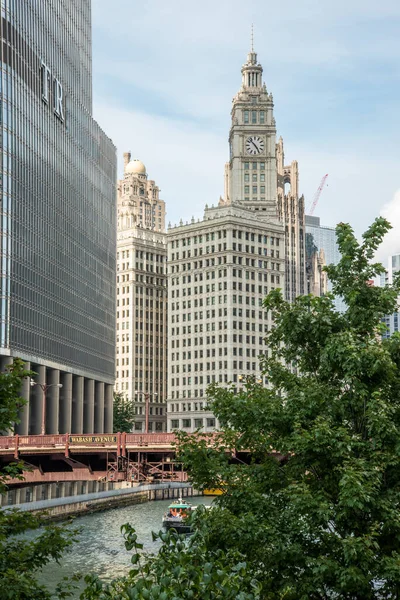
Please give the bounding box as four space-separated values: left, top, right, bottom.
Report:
308 174 329 216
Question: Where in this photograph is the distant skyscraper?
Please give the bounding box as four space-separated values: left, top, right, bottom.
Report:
305 216 345 311
167 43 304 432
380 253 400 338
2 0 117 435
116 154 167 432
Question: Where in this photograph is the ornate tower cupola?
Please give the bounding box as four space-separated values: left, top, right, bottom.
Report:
241 28 264 90
225 30 278 218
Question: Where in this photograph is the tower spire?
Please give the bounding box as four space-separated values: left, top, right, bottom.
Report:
251 23 254 52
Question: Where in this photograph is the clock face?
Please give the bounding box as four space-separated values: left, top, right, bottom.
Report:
246 136 264 155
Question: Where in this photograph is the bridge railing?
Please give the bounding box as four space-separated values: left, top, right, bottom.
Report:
125 433 176 445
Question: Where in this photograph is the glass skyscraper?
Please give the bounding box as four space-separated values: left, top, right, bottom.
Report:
0 0 116 434
305 215 345 312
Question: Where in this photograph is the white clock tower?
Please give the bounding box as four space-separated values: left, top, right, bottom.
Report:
226 44 277 219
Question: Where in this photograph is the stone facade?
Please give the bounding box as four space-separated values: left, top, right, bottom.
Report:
165 44 307 432
116 156 167 432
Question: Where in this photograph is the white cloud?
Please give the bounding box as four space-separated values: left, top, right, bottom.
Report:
93 103 226 225
376 190 400 263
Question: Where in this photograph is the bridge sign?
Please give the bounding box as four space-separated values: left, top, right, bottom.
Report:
69 435 117 444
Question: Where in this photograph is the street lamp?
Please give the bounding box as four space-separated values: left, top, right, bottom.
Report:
134 391 158 434
30 380 63 435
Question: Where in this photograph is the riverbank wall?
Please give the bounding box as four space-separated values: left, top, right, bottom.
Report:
1 482 198 521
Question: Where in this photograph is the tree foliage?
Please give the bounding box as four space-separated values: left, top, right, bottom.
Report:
0 358 78 599
113 392 136 433
81 520 261 600
176 218 400 599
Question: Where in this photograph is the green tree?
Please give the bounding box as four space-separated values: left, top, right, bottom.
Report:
175 218 400 599
0 359 78 599
81 522 261 600
113 392 136 433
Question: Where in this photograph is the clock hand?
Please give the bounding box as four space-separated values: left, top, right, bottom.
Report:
251 140 259 151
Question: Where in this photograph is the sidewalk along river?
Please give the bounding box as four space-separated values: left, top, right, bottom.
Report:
37 495 214 597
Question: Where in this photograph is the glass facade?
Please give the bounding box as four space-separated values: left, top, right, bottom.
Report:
0 0 116 433
305 215 345 312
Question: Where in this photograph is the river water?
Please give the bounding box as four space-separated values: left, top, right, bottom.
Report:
38 495 214 598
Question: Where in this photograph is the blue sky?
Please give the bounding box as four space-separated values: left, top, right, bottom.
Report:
91 0 400 260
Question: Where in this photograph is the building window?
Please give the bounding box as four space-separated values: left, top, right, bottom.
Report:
171 419 179 429
251 111 257 124
252 162 257 170
244 173 249 182
260 174 265 182
244 162 249 170
251 96 257 104
260 162 265 170
182 419 191 428
207 418 216 428
252 174 257 182
260 111 265 124
244 110 249 123
194 418 203 429
260 186 265 193
244 185 250 193
252 186 257 194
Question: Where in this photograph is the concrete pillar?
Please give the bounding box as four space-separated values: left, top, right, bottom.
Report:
47 369 61 434
71 375 84 434
94 381 105 433
15 488 21 505
0 356 13 434
104 384 114 433
0 355 12 372
29 365 46 435
15 361 31 435
83 379 95 433
59 373 72 433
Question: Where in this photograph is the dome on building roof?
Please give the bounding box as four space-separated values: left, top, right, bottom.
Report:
125 159 146 175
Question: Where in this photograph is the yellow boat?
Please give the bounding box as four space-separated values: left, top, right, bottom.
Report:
203 488 223 496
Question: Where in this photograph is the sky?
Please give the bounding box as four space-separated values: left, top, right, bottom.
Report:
91 0 400 262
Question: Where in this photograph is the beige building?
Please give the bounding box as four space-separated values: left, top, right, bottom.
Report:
166 45 301 432
115 154 167 432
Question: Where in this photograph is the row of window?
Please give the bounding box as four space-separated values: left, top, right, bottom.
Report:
170 334 265 350
170 418 216 429
243 110 266 125
118 250 166 262
170 243 278 260
170 230 280 249
244 173 266 182
171 347 258 361
244 161 265 171
244 185 266 194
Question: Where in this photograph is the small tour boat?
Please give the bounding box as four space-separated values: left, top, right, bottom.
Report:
162 498 194 533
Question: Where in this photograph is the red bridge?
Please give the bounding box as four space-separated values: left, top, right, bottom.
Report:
0 433 186 485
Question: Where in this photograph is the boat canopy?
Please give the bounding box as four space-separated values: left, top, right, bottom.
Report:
168 503 191 509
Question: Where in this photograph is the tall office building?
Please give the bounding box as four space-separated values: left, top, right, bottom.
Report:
167 44 305 432
380 253 400 338
1 1 116 434
305 215 345 311
116 154 167 432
